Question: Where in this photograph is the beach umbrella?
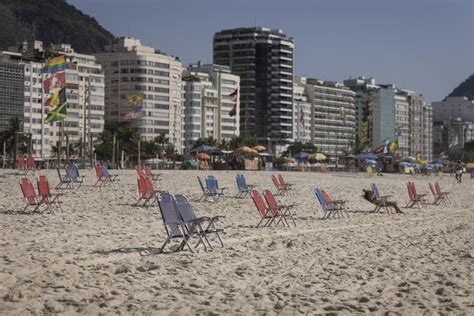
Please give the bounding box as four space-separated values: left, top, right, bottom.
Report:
405 156 416 161
309 153 327 161
354 152 377 160
365 159 377 165
282 157 295 163
399 161 411 167
195 153 211 160
252 145 266 152
258 152 273 157
237 146 258 154
190 145 219 153
293 152 310 159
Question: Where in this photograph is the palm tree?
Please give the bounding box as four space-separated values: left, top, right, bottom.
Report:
154 133 169 159
0 117 23 168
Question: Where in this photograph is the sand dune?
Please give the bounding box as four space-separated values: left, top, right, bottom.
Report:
0 169 472 314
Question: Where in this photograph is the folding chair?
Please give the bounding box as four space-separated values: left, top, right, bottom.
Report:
251 190 278 228
405 182 427 208
94 164 108 187
371 183 393 213
429 183 442 205
25 154 36 175
136 176 159 206
271 175 288 196
235 174 255 198
206 175 226 201
55 168 72 189
435 182 450 205
314 188 345 219
66 164 84 188
197 176 212 201
321 189 348 217
19 177 42 213
277 174 294 195
102 166 120 185
263 189 297 227
157 192 206 253
17 155 26 173
37 175 63 213
175 194 225 249
144 166 161 181
135 165 146 179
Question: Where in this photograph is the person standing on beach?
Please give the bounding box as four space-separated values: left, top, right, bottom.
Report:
455 162 463 183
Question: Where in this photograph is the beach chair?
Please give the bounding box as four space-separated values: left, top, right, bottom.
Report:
429 183 442 205
205 175 226 201
405 182 427 208
263 189 297 227
66 164 85 188
102 166 120 185
157 192 205 253
144 166 161 181
19 177 42 213
271 175 289 196
314 188 345 219
434 182 450 205
277 174 294 195
321 189 348 217
37 175 63 213
235 174 255 198
25 154 36 175
197 176 212 201
371 183 393 213
251 190 278 228
55 168 72 189
16 155 26 173
136 176 159 206
175 194 225 249
94 164 108 187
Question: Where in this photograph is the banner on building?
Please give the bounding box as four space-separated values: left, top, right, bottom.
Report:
124 106 143 120
127 94 143 106
43 56 65 73
45 100 67 123
43 71 65 93
228 89 238 117
43 55 67 123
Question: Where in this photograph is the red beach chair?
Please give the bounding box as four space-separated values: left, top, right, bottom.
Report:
37 175 63 213
25 154 36 175
263 189 297 227
19 177 42 213
271 175 288 196
406 182 427 208
434 182 450 205
94 164 108 187
16 155 26 171
144 166 161 181
277 174 294 194
251 190 277 228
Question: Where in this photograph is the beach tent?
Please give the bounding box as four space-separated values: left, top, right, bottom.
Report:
309 153 327 161
293 152 310 159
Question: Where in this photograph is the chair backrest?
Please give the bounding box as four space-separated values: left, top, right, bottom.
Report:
27 154 35 169
206 175 218 192
241 174 250 188
135 166 145 178
263 190 278 211
137 177 147 196
435 182 442 195
102 166 111 178
271 175 281 192
144 166 153 177
314 188 328 210
95 164 104 178
197 176 206 193
277 174 286 187
37 175 51 197
174 194 197 224
251 190 268 218
429 183 437 198
407 182 415 201
235 174 243 191
371 183 381 199
410 182 418 196
66 164 78 180
17 155 25 169
321 190 333 204
157 192 183 237
20 177 37 205
144 176 155 194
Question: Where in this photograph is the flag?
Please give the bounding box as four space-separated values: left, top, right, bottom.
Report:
43 56 65 73
374 145 385 153
299 109 304 125
228 89 238 101
127 94 143 106
389 140 398 152
124 106 142 120
229 104 237 117
45 100 67 123
45 88 66 107
43 71 65 93
449 135 459 148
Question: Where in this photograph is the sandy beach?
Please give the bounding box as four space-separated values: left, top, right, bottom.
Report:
0 169 472 314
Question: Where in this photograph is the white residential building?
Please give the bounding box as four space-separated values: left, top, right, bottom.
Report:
292 84 311 144
181 63 240 152
96 37 183 152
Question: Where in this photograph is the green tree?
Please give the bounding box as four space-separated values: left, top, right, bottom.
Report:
0 117 26 168
280 142 318 157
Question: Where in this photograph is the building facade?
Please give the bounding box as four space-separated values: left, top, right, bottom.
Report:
292 83 311 144
213 27 294 149
96 37 183 152
294 76 356 156
181 63 240 153
0 57 25 135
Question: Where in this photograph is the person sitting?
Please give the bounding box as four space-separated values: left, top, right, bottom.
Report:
362 189 403 213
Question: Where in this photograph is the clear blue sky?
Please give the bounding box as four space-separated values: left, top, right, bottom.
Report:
68 0 473 103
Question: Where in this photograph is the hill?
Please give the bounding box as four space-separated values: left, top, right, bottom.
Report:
0 0 114 54
446 74 474 101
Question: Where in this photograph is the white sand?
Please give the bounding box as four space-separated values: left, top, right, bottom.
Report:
0 169 472 314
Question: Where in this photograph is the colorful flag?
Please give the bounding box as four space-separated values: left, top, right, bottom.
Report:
389 140 398 152
45 100 67 123
43 71 65 93
127 94 143 106
124 106 143 120
43 56 65 74
228 89 238 117
45 88 66 107
229 104 237 117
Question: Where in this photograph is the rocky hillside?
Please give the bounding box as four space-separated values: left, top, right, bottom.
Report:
447 74 474 101
0 0 114 54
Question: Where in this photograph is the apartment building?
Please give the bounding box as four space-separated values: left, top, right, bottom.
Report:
96 37 182 152
0 57 25 135
214 27 294 148
294 76 356 155
181 63 240 152
292 83 311 144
